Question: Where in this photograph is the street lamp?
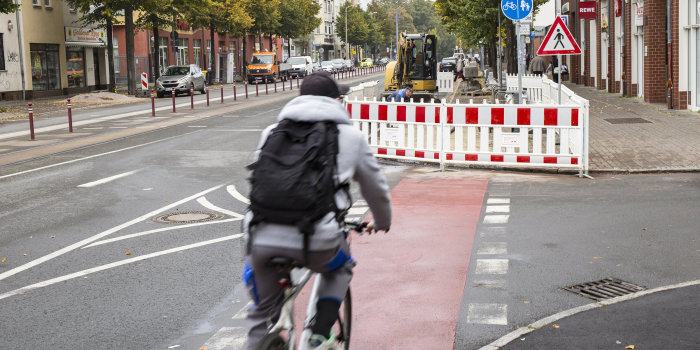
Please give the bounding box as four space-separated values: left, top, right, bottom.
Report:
345 6 348 59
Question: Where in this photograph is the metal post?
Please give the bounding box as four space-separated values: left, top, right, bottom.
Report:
28 103 35 141
205 82 209 106
221 84 224 104
296 75 299 88
245 82 249 99
289 77 293 90
172 89 176 113
151 90 155 116
67 98 73 133
234 83 237 101
282 77 285 91
190 85 194 109
265 78 269 95
517 20 523 103
256 81 259 96
498 9 503 90
274 78 277 93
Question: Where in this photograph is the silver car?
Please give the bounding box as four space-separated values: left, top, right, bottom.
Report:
320 61 335 73
156 64 206 97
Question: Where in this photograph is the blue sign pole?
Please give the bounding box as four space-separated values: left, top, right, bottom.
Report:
502 0 533 103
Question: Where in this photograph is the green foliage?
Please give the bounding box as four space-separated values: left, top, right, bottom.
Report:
245 0 280 37
0 0 20 14
336 2 369 47
276 0 321 40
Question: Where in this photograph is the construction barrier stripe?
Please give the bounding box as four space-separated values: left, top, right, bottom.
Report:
374 149 580 165
375 148 440 160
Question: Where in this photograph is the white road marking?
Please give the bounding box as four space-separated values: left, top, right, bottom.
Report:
0 134 193 180
187 125 208 128
109 126 128 129
479 226 507 237
486 198 510 204
232 301 253 320
483 215 509 224
485 205 510 213
213 128 264 131
477 242 508 255
480 279 700 350
467 303 508 325
347 206 368 216
226 185 250 205
82 127 104 130
0 184 226 282
475 259 509 274
0 234 244 301
82 218 241 248
201 327 247 350
197 197 245 219
354 200 368 206
77 170 141 188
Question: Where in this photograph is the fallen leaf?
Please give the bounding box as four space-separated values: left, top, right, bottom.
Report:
616 341 622 344
626 346 635 349
553 324 560 329
617 264 623 267
523 300 531 304
23 253 27 256
593 257 602 259
589 261 594 264
642 228 647 231
1 258 6 263
125 251 132 255
50 235 55 239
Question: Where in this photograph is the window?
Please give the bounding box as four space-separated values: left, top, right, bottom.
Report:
193 39 201 67
112 37 119 73
32 0 39 6
206 40 212 69
0 34 5 70
175 38 188 65
30 43 61 91
66 47 85 88
158 37 168 70
230 41 236 71
44 0 51 7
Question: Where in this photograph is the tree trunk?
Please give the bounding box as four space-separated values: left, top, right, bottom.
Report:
243 36 247 79
125 5 136 95
106 18 115 91
287 39 291 58
506 21 517 74
152 19 160 80
210 23 216 83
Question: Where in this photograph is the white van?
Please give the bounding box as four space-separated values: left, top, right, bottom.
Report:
280 56 314 78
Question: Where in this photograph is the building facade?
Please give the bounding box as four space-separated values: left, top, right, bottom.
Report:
553 0 700 111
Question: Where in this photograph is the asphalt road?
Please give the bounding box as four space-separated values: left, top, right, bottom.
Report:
1 74 699 350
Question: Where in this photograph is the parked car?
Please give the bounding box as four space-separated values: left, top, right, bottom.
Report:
320 61 335 73
156 64 206 98
280 56 314 79
440 57 457 72
377 57 389 65
359 58 373 68
344 60 354 71
312 61 323 72
331 59 346 72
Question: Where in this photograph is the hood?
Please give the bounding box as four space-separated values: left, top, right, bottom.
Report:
278 95 351 125
248 64 272 69
159 74 187 81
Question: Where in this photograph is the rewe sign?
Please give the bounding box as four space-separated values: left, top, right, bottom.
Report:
578 1 597 19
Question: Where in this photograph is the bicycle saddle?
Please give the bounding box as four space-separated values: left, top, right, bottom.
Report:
266 256 305 270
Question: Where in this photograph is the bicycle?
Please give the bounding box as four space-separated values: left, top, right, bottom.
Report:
502 1 517 11
256 221 368 350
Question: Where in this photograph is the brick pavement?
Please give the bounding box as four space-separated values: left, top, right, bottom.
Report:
567 84 700 172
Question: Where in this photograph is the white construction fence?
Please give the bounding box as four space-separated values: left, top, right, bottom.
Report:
344 75 590 176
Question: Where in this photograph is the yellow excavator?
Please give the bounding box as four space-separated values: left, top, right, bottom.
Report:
383 33 438 101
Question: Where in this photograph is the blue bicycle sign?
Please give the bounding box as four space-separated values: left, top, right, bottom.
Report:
501 0 533 21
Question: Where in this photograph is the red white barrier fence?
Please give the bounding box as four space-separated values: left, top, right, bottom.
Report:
345 97 589 176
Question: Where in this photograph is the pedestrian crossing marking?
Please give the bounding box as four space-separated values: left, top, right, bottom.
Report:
467 303 508 325
475 259 509 274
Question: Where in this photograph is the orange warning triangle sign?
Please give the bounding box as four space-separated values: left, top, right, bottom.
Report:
537 16 581 55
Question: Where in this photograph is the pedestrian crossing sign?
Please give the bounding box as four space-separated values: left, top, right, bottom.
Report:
537 16 581 55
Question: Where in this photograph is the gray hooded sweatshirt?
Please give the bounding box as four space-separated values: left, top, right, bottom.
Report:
245 95 392 251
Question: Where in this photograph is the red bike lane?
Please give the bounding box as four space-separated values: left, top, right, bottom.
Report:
349 173 488 349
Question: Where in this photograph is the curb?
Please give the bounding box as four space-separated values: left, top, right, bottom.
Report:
478 279 700 350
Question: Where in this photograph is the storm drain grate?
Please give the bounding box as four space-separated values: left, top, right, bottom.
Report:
605 118 652 124
153 211 224 224
563 278 646 301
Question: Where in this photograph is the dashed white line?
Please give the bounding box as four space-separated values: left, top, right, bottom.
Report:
467 303 508 325
475 259 509 274
347 206 368 216
485 205 510 213
477 242 508 255
483 215 509 224
77 170 141 188
472 280 507 289
487 198 510 204
201 327 247 350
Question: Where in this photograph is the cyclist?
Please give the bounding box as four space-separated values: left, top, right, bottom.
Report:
243 71 392 350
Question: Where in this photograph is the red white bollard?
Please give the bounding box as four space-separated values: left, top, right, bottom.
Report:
28 103 35 141
282 77 285 91
289 77 293 90
296 75 299 89
220 83 224 104
205 82 210 106
245 81 249 99
233 84 237 101
255 81 259 97
190 86 194 109
274 78 277 93
151 90 155 117
67 98 73 133
172 89 176 113
265 78 268 95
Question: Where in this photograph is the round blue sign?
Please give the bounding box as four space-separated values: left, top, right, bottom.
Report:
501 0 533 21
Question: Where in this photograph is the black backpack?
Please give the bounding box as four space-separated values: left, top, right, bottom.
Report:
247 119 348 257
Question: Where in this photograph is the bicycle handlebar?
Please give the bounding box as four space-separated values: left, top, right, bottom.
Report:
344 220 369 233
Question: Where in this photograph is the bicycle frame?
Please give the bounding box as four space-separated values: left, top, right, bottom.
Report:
266 267 319 350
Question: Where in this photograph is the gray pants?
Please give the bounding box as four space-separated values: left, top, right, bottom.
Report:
244 239 353 350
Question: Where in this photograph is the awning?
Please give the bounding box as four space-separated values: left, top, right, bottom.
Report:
65 41 106 48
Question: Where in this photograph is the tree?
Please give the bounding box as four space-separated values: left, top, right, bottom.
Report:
181 0 252 82
0 0 20 14
335 3 368 51
275 0 321 58
245 0 280 52
135 0 179 81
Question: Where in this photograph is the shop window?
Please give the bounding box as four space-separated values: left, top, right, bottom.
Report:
66 47 85 88
230 41 236 71
44 0 51 8
30 43 61 91
0 34 5 71
159 37 168 70
112 37 119 73
175 38 188 65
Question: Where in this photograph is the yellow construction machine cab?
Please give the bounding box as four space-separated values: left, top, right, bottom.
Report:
384 33 438 100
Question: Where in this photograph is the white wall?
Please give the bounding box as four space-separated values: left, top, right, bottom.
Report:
0 13 25 93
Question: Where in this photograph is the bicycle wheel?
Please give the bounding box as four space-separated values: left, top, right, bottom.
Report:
256 332 287 350
332 288 352 350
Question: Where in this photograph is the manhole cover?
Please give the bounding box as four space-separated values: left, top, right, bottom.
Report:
605 118 652 124
153 211 224 224
563 278 646 301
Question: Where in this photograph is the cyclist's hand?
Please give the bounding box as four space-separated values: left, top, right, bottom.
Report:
365 221 388 235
